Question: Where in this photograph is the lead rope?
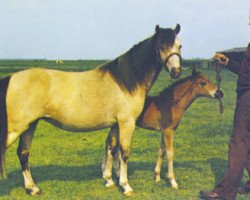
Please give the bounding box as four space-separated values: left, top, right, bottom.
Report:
215 62 224 114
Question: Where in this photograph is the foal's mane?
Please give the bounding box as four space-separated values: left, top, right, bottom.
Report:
159 72 202 97
99 36 159 93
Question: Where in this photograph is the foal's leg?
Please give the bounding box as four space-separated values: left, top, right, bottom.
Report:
17 121 42 196
118 118 135 197
154 133 166 182
162 129 178 189
102 126 119 187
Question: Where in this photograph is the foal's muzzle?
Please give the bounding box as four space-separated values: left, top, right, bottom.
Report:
214 90 224 99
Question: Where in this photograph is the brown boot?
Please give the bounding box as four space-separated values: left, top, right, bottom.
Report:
199 190 225 200
238 181 250 195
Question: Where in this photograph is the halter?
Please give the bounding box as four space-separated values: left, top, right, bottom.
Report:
163 52 182 67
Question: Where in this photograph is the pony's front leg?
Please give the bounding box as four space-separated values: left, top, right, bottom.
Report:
17 122 42 196
163 129 178 189
102 126 119 188
118 118 135 197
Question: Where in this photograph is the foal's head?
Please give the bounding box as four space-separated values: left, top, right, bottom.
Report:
155 24 182 79
191 70 223 99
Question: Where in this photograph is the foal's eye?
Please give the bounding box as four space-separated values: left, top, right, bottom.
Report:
179 45 182 50
200 82 206 87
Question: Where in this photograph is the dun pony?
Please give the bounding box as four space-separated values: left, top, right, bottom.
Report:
0 24 182 196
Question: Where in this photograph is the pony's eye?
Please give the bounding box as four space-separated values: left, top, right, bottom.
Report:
179 45 182 50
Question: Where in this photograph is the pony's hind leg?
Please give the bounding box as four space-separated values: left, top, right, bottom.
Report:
17 121 42 196
113 150 120 178
102 126 119 188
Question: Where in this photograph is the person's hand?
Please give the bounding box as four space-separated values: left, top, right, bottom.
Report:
213 53 229 65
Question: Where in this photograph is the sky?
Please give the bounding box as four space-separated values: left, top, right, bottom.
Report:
0 0 249 59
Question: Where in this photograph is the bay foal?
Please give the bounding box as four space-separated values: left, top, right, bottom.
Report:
102 69 223 189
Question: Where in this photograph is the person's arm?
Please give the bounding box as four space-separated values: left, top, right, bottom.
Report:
226 59 241 75
214 53 241 75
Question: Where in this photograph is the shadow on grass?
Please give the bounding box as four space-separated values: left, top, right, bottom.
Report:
128 160 204 175
208 158 227 184
0 164 102 196
0 159 227 196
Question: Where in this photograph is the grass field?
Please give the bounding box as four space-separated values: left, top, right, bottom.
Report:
0 59 106 72
0 60 249 200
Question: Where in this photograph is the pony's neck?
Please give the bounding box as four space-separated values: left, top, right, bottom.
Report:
172 81 198 111
122 36 162 92
99 35 162 94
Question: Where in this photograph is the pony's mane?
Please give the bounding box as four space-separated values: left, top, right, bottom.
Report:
158 72 202 97
99 36 159 93
99 26 178 94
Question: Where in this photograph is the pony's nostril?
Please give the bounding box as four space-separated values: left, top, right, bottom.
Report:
170 68 181 79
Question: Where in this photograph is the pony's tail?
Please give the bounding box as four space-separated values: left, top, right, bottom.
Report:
0 76 11 179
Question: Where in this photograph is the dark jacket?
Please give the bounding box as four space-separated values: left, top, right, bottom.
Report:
226 49 250 93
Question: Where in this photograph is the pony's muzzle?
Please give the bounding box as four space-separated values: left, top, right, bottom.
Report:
214 90 224 99
170 67 181 79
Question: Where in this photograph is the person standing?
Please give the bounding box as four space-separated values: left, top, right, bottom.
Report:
200 43 250 200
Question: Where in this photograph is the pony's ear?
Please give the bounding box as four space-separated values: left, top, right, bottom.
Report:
175 24 181 35
155 25 160 34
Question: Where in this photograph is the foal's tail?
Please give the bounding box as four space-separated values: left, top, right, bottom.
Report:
0 76 11 179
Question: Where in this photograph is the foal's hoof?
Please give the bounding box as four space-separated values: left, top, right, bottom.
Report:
26 187 42 196
124 190 134 197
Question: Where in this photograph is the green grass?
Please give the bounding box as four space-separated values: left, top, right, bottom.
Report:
0 61 249 199
0 59 106 72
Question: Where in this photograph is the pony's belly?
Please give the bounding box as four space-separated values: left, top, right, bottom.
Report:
47 103 116 123
43 117 115 132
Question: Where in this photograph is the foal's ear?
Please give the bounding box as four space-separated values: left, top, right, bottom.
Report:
175 24 181 35
155 25 161 34
192 67 200 76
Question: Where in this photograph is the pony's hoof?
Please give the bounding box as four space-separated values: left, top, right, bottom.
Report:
0 174 7 180
172 185 179 190
124 190 134 197
155 177 161 183
108 183 116 189
105 182 116 188
171 182 179 190
169 178 178 190
26 187 42 196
